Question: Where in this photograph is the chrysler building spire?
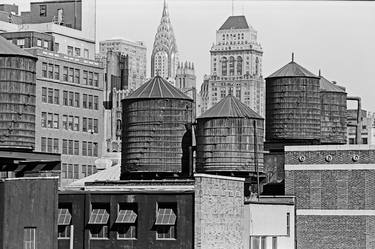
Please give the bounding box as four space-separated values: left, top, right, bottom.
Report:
151 0 178 81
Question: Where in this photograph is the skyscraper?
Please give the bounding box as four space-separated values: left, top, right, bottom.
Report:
200 15 265 117
151 0 178 81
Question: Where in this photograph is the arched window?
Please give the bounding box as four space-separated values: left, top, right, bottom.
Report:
237 56 243 75
255 57 259 75
229 56 235 76
221 57 228 76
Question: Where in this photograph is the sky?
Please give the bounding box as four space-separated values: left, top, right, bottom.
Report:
4 0 375 111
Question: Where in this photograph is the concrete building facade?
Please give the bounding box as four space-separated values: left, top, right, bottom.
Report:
99 39 147 91
26 47 104 186
175 61 197 118
347 109 375 145
285 145 375 249
200 15 265 117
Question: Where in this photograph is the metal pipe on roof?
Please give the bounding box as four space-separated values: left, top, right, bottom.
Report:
347 96 362 144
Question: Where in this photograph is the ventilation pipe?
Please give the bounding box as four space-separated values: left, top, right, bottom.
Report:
347 96 362 144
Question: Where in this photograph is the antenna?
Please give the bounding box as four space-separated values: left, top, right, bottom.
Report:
232 0 234 16
319 69 321 77
292 52 294 62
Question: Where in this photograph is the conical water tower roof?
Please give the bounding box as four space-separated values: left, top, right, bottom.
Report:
124 75 192 101
320 76 346 93
266 61 318 79
198 94 263 119
0 35 36 59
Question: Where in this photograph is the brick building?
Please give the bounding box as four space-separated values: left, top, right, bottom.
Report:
0 177 58 249
26 47 104 186
285 145 375 249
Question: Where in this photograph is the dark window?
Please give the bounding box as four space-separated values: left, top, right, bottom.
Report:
88 142 92 156
62 139 67 154
229 56 235 76
67 46 73 56
62 115 68 130
272 237 277 249
54 65 60 80
362 137 368 144
155 203 177 239
74 116 79 131
54 89 59 104
75 48 81 57
94 73 99 87
74 69 80 84
74 140 79 155
93 143 98 157
68 68 74 82
83 71 88 85
89 204 109 239
83 94 87 108
73 164 79 179
53 114 59 129
42 87 47 102
88 118 93 133
94 119 98 133
39 4 46 16
41 112 47 128
74 93 80 107
94 96 99 110
42 62 47 77
88 72 93 86
68 140 73 155
287 212 290 236
47 138 52 153
48 88 53 103
41 137 47 152
58 206 72 239
63 67 68 81
82 141 87 156
237 56 243 75
47 113 53 128
68 116 73 130
53 138 59 153
63 91 68 105
68 92 74 106
116 203 137 239
88 95 93 109
83 117 87 132
48 64 53 79
221 57 227 76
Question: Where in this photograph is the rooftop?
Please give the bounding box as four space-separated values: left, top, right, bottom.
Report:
198 94 263 119
219 15 249 30
320 75 346 93
0 35 36 59
124 75 192 101
267 60 318 79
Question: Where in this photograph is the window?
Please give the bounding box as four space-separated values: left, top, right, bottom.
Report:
42 62 47 77
88 142 93 156
53 138 59 153
261 237 267 249
94 119 98 133
229 56 235 75
287 212 290 236
251 237 260 249
37 39 42 47
68 140 73 155
83 117 87 132
94 73 99 87
54 65 60 80
93 143 98 157
69 92 74 106
53 114 59 129
75 47 81 57
41 137 47 152
88 95 93 109
43 41 49 49
67 46 73 56
88 118 93 133
47 138 53 153
67 164 73 179
62 115 68 130
116 203 137 239
84 49 89 58
81 165 87 178
23 227 36 249
74 116 79 131
68 116 73 130
74 93 80 107
74 140 79 155
55 42 59 52
68 68 74 82
155 203 177 239
237 56 243 75
58 206 72 239
73 164 79 179
47 113 53 128
362 137 368 144
41 112 47 128
83 94 87 108
39 4 46 16
63 91 68 105
48 64 53 78
62 139 67 154
42 87 47 102
17 39 25 47
74 69 80 84
83 71 88 85
54 89 59 104
47 88 53 103
221 57 227 76
62 163 67 178
63 67 68 81
89 204 109 239
94 96 99 110
82 141 87 156
88 72 93 86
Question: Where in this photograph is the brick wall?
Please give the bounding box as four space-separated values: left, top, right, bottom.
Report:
285 145 375 249
194 174 244 249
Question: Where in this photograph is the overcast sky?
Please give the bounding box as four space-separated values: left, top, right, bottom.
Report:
5 0 375 111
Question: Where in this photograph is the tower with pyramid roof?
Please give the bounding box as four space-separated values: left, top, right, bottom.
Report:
151 0 179 81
